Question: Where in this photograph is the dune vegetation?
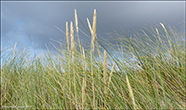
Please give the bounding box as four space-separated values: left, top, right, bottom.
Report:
1 9 185 109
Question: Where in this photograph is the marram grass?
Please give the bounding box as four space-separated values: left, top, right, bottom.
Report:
1 9 185 109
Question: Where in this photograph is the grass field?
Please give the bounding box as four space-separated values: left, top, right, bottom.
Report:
1 9 185 109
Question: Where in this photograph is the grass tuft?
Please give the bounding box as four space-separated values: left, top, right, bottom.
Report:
1 9 185 109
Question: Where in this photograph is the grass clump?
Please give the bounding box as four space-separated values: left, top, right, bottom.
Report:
1 9 185 109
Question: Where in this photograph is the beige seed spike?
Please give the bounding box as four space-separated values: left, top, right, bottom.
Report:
66 22 69 52
70 21 75 62
126 75 137 110
87 18 93 35
74 9 79 34
92 9 96 54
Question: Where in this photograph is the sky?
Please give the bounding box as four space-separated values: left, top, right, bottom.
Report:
1 1 185 55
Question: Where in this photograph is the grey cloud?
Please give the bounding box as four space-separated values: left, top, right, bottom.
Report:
2 1 185 52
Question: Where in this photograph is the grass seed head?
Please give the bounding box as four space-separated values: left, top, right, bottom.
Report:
87 18 93 35
92 9 97 54
92 9 97 38
70 21 75 61
126 75 137 110
66 22 70 51
74 9 79 34
160 22 168 34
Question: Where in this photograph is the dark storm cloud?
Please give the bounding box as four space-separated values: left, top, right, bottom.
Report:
2 1 185 51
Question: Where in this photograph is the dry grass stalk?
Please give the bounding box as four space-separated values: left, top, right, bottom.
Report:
82 47 86 78
66 22 70 52
70 21 78 109
92 9 96 34
92 83 95 109
96 44 103 66
126 75 137 110
13 42 17 53
87 9 97 109
75 9 83 63
102 63 115 99
74 9 79 34
92 10 97 109
160 22 168 34
108 63 115 88
104 50 107 95
82 77 86 109
87 18 93 35
92 9 97 54
66 21 72 109
160 22 172 52
155 28 163 45
86 9 97 54
70 21 75 62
